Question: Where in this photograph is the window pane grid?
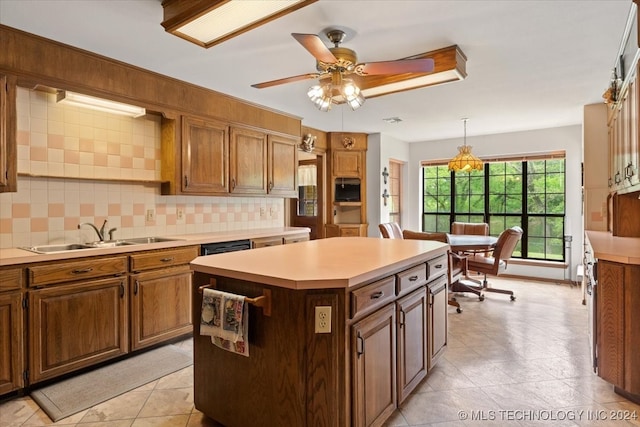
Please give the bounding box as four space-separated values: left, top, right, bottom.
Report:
422 158 565 262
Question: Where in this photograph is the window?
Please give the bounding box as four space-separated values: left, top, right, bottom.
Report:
388 160 403 226
422 157 566 262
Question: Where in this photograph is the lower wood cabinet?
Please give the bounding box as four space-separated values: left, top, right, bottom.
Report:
428 276 448 368
597 260 640 401
251 236 283 248
0 292 23 394
130 265 193 351
28 277 128 384
396 287 428 404
351 303 397 427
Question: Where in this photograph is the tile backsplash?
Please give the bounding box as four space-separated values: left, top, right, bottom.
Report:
0 88 284 249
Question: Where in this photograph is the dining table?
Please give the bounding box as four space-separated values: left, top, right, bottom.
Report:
446 234 498 253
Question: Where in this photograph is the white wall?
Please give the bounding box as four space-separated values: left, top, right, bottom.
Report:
366 133 410 237
370 125 583 282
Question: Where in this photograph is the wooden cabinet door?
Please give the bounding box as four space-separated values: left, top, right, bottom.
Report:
333 150 362 178
230 127 267 194
130 266 192 351
352 303 396 427
251 236 283 249
0 292 23 394
597 260 625 388
428 276 448 369
396 287 427 404
182 116 229 194
268 134 298 197
0 74 17 193
29 277 128 384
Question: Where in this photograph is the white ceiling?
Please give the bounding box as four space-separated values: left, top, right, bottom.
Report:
0 0 631 142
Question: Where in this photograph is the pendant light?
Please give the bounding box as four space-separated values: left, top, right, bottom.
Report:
448 118 483 172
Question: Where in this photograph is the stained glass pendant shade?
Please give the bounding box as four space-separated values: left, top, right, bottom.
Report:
448 118 483 172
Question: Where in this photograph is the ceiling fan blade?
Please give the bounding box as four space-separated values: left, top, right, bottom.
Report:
292 33 337 64
251 73 321 89
356 58 435 75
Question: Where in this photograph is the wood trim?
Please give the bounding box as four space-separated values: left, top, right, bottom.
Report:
0 24 301 136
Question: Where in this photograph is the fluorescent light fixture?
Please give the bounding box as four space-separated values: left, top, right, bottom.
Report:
354 45 467 100
161 0 317 48
56 91 146 118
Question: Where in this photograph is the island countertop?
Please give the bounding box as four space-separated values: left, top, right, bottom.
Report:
586 230 640 265
189 236 449 290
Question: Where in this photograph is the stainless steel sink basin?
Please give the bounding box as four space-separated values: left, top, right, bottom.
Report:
122 237 184 244
21 243 93 254
21 237 184 254
83 240 137 248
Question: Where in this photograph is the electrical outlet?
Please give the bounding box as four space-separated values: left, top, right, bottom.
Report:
260 207 266 218
315 306 332 334
145 208 155 222
177 208 184 220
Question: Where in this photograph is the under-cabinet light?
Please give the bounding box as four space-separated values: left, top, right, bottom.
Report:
56 91 146 118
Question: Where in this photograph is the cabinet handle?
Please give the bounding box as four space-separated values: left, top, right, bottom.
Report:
269 181 273 191
625 162 635 180
409 275 419 281
615 171 621 184
356 334 364 357
399 310 405 327
134 280 139 295
119 282 125 298
231 178 236 189
72 268 93 274
434 264 443 269
370 291 384 299
160 257 174 263
184 175 189 187
608 177 612 188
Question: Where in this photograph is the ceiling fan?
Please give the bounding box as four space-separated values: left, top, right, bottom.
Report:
251 29 435 111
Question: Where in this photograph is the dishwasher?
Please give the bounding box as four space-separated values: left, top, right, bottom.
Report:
200 239 251 255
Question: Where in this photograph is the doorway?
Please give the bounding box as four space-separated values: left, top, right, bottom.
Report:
290 152 324 239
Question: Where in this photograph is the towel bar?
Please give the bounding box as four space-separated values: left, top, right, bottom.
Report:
198 283 272 316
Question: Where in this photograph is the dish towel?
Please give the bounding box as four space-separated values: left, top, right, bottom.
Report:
200 288 249 357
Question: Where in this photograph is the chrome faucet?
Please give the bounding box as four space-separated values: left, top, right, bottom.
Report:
78 219 108 242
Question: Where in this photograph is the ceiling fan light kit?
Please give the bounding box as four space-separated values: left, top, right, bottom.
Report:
253 29 453 112
448 118 483 173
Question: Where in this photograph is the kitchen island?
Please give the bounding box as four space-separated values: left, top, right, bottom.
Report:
190 237 450 427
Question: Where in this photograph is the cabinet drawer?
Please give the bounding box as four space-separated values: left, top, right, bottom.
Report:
396 263 427 296
283 234 309 244
351 276 396 319
251 236 283 249
340 227 361 237
427 254 447 281
28 256 128 287
130 246 199 272
0 267 23 291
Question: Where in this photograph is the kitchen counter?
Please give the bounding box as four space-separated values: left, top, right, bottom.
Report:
190 237 449 290
0 227 309 266
585 230 640 265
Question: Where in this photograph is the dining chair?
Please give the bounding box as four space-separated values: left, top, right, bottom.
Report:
459 226 523 301
451 221 489 236
378 222 466 313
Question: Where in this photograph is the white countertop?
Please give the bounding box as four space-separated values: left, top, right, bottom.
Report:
0 227 310 267
190 237 449 290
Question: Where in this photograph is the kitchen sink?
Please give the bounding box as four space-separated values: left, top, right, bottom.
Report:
21 243 94 254
21 237 184 254
121 237 184 244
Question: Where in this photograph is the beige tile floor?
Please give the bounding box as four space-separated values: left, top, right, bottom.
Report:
1 277 639 426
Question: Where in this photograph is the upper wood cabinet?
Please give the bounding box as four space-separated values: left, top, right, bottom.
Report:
333 150 363 178
162 117 298 197
181 116 229 194
0 74 17 193
230 126 268 195
268 134 298 197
